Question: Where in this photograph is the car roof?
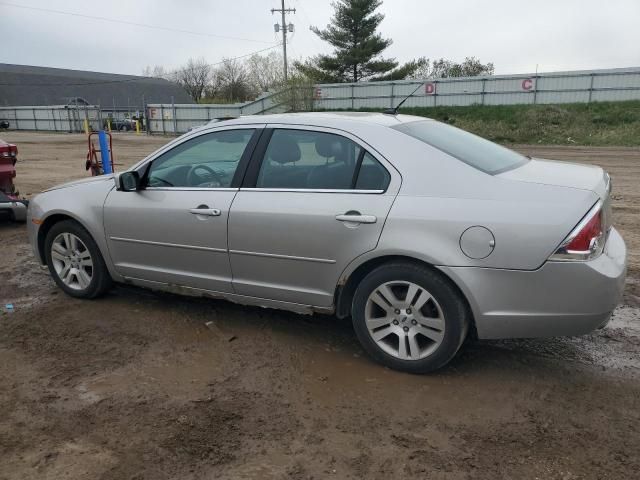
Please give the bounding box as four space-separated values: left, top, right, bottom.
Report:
208 112 434 130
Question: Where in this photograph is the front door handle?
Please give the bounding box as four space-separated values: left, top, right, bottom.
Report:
335 213 377 224
189 206 221 216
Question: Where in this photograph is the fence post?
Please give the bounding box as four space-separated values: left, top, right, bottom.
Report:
83 105 90 134
97 106 102 131
14 108 19 130
433 80 438 107
171 97 177 134
351 84 355 109
588 73 595 103
533 75 538 104
481 78 486 105
145 104 151 135
160 104 165 135
32 108 38 131
52 108 57 131
66 107 72 133
390 83 395 108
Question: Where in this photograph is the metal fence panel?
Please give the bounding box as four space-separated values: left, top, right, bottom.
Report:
2 67 639 134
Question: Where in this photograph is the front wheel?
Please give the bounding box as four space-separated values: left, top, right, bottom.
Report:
351 262 470 373
44 220 112 298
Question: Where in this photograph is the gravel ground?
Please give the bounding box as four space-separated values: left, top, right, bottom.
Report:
1 131 639 479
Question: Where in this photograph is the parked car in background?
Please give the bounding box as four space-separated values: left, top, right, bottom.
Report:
26 112 626 372
0 138 27 222
104 118 137 131
0 120 9 129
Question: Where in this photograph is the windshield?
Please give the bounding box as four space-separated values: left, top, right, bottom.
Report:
392 120 528 174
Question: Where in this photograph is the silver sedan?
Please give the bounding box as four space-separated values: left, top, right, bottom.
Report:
27 113 627 372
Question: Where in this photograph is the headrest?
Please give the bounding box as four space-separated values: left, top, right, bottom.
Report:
267 134 301 164
315 135 344 158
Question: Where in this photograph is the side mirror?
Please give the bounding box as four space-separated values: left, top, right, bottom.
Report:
116 171 140 191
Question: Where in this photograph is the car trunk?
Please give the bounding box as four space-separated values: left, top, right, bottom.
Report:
498 157 613 236
498 157 609 199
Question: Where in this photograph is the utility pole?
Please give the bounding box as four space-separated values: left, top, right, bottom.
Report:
271 0 296 82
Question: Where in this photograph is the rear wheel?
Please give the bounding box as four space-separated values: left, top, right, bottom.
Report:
351 262 469 373
44 220 112 298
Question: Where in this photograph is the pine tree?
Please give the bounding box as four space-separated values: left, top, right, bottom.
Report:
297 0 397 82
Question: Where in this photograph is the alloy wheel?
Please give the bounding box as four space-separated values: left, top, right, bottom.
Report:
365 281 445 360
50 232 94 290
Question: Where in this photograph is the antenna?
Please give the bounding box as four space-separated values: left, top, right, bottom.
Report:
383 82 425 115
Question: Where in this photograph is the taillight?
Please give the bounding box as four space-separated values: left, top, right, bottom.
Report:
0 144 17 158
550 201 606 261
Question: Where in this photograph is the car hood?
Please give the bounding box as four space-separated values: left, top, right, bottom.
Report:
44 174 115 192
498 158 609 199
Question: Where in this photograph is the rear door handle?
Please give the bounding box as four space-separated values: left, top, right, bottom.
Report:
335 213 377 224
189 207 221 216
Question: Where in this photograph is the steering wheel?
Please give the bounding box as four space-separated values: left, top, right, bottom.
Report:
187 164 223 187
148 176 174 187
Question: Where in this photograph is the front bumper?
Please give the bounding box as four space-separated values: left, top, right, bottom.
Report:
0 197 28 222
26 198 44 262
440 227 627 339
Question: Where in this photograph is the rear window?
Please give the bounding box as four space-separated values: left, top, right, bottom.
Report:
392 120 528 174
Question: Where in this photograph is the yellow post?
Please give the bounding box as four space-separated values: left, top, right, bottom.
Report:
83 118 90 135
135 120 140 134
107 118 112 132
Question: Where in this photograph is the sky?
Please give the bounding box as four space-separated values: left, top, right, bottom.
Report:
2 0 640 76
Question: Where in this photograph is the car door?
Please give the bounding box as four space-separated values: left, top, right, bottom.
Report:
104 126 261 293
227 126 401 307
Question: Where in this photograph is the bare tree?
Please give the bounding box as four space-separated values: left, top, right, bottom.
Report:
203 69 223 100
246 52 285 93
174 58 211 102
217 58 255 102
430 57 494 78
142 65 169 79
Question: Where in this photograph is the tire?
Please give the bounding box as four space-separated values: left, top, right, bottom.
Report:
44 220 113 299
351 262 469 373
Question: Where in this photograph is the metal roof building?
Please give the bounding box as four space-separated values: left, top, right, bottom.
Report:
0 63 193 107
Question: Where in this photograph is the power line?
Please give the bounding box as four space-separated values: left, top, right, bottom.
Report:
0 44 283 87
0 1 274 44
292 0 325 52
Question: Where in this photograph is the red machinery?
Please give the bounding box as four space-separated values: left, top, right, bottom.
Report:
0 138 27 222
85 131 115 176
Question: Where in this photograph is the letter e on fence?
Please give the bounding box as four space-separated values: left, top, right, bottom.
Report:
314 88 322 99
425 83 436 95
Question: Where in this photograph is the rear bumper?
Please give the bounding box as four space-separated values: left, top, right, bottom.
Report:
440 227 627 339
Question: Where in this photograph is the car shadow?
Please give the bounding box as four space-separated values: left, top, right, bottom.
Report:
108 283 636 380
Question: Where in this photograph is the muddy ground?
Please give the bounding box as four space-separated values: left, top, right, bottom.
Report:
1 132 639 479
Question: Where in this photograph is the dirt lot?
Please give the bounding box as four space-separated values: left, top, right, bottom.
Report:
1 131 639 479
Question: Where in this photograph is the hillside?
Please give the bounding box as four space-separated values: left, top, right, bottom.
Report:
356 101 640 146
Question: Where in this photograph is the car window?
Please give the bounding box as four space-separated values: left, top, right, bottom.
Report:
392 120 528 174
355 152 391 190
256 129 363 189
146 129 255 188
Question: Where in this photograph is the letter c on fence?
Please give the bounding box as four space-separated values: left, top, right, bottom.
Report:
522 78 533 91
425 83 436 95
